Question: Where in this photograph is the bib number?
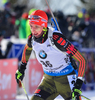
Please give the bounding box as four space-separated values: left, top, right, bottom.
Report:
40 60 52 67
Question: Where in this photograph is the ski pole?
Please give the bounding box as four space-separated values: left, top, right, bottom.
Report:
72 94 82 100
77 95 82 100
81 95 90 100
45 0 61 31
19 79 30 100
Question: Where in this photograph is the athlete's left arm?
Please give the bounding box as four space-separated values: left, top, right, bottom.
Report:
53 32 87 77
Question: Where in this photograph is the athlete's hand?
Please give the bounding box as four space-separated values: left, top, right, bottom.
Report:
72 78 83 100
15 70 25 84
15 62 26 84
72 88 82 100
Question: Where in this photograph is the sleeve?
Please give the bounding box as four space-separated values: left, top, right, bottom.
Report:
21 34 33 64
53 32 87 77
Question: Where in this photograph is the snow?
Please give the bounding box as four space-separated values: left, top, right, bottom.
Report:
16 90 95 100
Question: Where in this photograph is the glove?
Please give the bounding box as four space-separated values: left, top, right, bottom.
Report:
72 78 83 100
15 62 26 84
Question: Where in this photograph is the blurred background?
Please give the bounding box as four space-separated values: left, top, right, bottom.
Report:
0 0 95 100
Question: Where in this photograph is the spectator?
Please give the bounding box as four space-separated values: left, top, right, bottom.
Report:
0 32 5 59
66 15 78 33
18 12 28 39
0 1 15 38
69 29 82 49
0 31 13 59
54 10 69 38
85 53 95 90
78 21 95 47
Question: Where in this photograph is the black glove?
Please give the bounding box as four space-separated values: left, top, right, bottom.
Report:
15 62 26 84
72 78 83 100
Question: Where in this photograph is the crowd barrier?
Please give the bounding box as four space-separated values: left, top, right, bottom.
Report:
28 59 43 94
0 58 18 100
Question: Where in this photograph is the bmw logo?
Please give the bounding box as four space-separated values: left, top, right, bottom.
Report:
39 50 47 59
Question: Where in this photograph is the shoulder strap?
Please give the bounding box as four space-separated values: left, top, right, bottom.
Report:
48 27 67 55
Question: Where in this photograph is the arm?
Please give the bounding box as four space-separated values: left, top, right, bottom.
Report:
53 32 87 99
21 44 32 64
52 32 86 77
20 33 33 65
15 34 33 84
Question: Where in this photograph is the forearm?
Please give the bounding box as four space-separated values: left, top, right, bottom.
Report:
61 39 86 77
65 42 86 77
72 50 86 77
21 44 32 63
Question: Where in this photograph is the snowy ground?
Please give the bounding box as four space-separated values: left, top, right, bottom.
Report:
16 90 95 100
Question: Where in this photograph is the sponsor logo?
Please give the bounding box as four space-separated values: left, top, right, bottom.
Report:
41 23 45 27
0 72 11 90
63 39 68 48
31 19 39 22
39 50 47 59
41 19 47 22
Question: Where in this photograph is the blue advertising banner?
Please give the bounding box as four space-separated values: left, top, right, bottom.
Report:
7 44 25 61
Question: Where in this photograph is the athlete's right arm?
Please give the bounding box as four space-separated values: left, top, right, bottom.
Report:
15 34 33 84
21 34 33 64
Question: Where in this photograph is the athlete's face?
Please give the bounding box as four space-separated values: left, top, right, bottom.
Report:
30 23 44 38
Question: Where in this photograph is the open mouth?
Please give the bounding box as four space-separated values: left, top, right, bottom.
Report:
34 33 38 36
33 33 41 38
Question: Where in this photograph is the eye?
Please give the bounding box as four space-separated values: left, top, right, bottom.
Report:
35 25 39 28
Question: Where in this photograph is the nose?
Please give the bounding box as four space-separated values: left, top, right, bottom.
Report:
30 27 36 34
